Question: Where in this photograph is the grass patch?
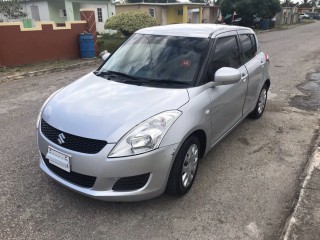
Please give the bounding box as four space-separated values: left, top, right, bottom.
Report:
0 59 98 78
97 32 128 54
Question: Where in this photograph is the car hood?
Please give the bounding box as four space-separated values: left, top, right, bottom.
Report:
42 72 189 143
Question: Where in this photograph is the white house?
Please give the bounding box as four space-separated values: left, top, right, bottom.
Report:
1 0 115 33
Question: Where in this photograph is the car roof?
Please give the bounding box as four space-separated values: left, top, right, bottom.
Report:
136 24 252 38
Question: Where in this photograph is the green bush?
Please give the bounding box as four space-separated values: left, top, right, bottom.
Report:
105 12 157 37
98 33 127 53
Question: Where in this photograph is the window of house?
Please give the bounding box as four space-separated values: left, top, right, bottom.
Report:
149 8 155 18
97 8 103 22
59 9 67 18
207 35 242 81
239 34 257 63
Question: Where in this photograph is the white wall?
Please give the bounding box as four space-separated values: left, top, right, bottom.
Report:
80 2 115 33
22 1 50 22
0 1 49 24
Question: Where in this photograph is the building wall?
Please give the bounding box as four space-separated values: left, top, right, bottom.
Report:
80 2 115 33
167 5 184 24
202 7 219 23
276 9 300 25
0 21 87 66
73 2 81 21
24 1 50 21
47 0 67 23
22 1 50 22
1 1 52 23
116 4 200 25
116 5 162 25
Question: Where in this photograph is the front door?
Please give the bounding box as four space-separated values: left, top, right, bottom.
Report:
206 31 249 146
96 7 106 33
30 5 40 21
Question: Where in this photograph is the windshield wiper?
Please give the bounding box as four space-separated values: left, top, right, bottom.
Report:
95 70 138 81
95 70 152 86
150 79 190 86
94 72 190 87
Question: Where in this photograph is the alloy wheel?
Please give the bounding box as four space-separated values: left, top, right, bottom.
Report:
181 144 199 188
258 88 267 114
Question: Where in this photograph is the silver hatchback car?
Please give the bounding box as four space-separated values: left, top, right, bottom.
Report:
37 24 270 201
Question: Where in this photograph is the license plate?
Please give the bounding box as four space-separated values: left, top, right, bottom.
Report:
46 147 71 172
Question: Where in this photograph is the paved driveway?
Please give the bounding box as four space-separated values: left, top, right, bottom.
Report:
0 22 320 240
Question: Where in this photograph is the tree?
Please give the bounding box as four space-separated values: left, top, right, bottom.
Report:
253 0 281 19
220 0 238 15
220 0 281 20
105 12 157 37
0 0 27 19
281 0 294 7
234 0 255 25
308 0 319 7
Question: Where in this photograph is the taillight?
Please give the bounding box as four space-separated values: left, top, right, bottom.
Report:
265 53 270 62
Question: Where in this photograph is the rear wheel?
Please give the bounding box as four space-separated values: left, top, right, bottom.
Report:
249 84 268 119
166 136 200 196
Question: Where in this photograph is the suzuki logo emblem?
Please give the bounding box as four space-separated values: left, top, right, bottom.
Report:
57 133 66 145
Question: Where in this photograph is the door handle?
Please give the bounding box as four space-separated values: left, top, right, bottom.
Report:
241 74 248 82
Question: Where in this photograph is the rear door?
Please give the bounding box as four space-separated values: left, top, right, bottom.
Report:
238 30 266 114
206 31 249 145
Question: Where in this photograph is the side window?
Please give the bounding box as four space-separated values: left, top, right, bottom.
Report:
208 35 241 81
149 8 156 18
239 34 257 63
97 8 103 22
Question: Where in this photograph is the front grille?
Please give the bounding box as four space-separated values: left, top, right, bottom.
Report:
41 119 107 154
112 173 150 191
42 154 96 188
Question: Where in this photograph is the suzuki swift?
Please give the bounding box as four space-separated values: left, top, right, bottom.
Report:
37 24 270 201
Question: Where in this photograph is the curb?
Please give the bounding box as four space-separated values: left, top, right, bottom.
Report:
0 59 100 84
280 143 320 239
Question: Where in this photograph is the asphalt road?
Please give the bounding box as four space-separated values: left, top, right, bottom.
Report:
1 22 320 240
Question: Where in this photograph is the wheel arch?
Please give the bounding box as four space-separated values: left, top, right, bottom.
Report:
188 129 207 159
264 79 271 90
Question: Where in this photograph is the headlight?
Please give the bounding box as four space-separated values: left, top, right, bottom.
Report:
36 89 62 129
108 110 182 158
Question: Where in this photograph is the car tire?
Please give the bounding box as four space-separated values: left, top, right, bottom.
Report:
166 136 200 196
249 84 268 119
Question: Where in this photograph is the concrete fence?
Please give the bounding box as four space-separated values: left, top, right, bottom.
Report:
0 9 97 67
276 12 300 25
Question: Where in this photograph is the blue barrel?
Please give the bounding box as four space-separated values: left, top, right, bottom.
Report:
261 19 270 30
79 33 95 58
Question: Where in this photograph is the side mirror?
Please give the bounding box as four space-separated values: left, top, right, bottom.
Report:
102 52 110 61
99 50 110 61
211 67 241 87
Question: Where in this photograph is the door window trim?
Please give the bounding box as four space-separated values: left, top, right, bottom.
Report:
199 31 242 85
238 33 257 64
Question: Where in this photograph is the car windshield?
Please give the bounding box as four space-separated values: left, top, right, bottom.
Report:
98 34 209 87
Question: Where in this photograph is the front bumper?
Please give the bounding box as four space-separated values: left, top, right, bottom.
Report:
37 130 179 201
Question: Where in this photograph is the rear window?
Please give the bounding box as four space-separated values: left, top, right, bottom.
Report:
239 34 257 63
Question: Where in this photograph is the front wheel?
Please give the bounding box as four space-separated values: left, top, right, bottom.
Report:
249 84 268 119
166 136 200 196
